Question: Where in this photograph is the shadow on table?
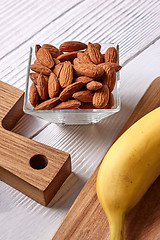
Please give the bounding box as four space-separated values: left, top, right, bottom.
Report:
48 172 86 210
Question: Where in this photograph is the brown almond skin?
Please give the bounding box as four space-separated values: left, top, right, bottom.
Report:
54 58 61 65
48 72 59 98
99 62 122 72
92 85 109 108
84 42 101 54
59 61 73 88
53 100 81 110
77 52 92 64
73 90 94 102
102 65 116 92
30 63 52 76
37 74 48 101
105 47 118 63
53 63 63 77
42 44 61 57
57 51 78 62
79 102 95 109
29 83 39 107
30 72 39 84
88 42 104 64
74 76 93 85
73 69 83 78
59 81 83 101
34 59 40 64
35 44 41 57
73 63 104 78
30 73 48 84
43 75 49 83
73 57 81 66
37 47 54 68
93 43 101 50
34 97 59 110
86 81 102 91
59 41 87 52
104 92 114 109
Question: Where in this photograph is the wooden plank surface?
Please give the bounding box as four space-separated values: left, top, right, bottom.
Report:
53 77 160 240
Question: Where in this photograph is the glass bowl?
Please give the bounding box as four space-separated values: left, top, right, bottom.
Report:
23 43 120 125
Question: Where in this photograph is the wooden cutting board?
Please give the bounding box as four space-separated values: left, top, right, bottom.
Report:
53 77 160 240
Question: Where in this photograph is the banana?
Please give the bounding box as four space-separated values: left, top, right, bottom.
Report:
96 107 160 240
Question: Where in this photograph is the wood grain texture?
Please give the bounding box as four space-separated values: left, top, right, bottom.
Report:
0 81 71 206
53 77 160 240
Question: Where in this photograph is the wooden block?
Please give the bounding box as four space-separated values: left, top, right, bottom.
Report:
53 77 160 239
0 81 71 206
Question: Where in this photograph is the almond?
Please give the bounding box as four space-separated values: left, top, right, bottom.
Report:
53 100 81 110
43 75 49 83
29 83 39 107
30 63 52 76
74 63 104 78
73 69 83 78
73 90 94 102
74 76 93 84
59 41 87 52
35 44 41 57
48 72 59 98
104 92 114 109
30 72 39 84
88 42 104 64
73 57 81 66
53 63 63 77
73 57 88 77
34 97 59 110
37 47 54 68
37 97 43 105
84 42 101 54
77 52 92 64
59 81 83 101
57 51 78 62
34 59 40 64
105 47 118 63
42 44 61 57
92 85 109 108
30 73 48 84
54 58 61 65
99 62 122 72
102 65 116 92
86 81 102 91
37 74 48 101
59 61 73 88
93 43 101 50
79 102 95 109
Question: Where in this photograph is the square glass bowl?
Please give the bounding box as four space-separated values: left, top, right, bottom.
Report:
23 43 120 125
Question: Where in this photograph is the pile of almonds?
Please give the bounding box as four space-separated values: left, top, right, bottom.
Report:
29 41 122 110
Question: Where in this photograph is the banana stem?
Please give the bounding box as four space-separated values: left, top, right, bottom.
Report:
108 212 125 240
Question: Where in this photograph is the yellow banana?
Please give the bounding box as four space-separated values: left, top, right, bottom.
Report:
96 107 160 240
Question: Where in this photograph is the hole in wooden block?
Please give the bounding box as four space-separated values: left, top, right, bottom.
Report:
30 154 48 170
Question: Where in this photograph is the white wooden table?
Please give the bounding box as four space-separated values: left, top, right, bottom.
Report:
0 0 160 239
